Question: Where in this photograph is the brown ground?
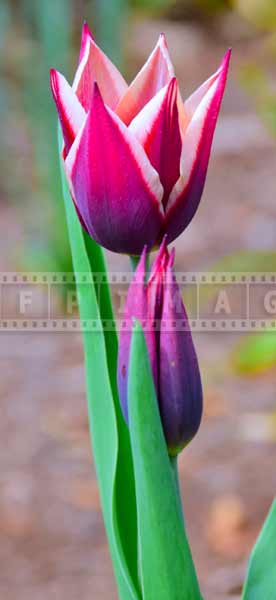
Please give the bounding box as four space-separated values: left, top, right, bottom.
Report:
0 16 276 600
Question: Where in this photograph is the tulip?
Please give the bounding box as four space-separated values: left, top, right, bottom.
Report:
117 240 203 455
50 22 230 255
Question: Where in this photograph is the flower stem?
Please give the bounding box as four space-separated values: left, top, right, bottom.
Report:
129 253 150 274
170 455 185 527
129 255 140 272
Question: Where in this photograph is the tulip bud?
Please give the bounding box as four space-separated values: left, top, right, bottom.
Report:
117 241 202 455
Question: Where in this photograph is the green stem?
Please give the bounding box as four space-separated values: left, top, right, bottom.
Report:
129 253 150 274
130 255 140 272
170 455 185 527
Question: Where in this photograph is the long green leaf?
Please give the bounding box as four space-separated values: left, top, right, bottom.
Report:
242 499 276 600
128 321 202 600
84 231 140 594
59 133 139 600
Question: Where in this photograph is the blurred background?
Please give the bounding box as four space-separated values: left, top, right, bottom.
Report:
0 0 276 599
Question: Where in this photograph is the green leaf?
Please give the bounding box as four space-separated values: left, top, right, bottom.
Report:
128 321 202 600
232 332 276 375
83 231 119 394
82 232 139 588
242 499 276 600
84 233 140 594
58 132 139 600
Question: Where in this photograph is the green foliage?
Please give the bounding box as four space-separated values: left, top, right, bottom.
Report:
242 499 276 599
128 321 202 600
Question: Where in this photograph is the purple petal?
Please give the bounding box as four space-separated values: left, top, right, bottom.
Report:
117 249 157 421
159 254 203 454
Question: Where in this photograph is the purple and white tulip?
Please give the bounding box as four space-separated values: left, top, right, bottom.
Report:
50 23 230 254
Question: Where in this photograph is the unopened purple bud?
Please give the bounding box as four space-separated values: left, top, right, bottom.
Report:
117 241 203 454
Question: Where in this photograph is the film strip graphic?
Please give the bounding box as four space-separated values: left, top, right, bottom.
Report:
0 271 275 332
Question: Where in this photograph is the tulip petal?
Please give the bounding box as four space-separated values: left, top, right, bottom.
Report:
65 84 164 254
147 237 169 319
148 235 169 286
165 50 231 242
177 57 229 139
78 22 94 63
50 69 86 156
188 62 229 115
72 37 128 111
129 78 182 207
117 249 157 422
116 33 174 125
159 253 203 454
177 92 189 139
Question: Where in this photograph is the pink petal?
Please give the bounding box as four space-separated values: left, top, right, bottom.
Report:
177 58 228 139
165 49 231 242
65 84 164 255
184 61 226 120
50 69 86 156
72 37 128 112
117 248 157 422
116 33 174 125
129 78 182 208
147 237 169 319
78 22 94 63
148 236 169 287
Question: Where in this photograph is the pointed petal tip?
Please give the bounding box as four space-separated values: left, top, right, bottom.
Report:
50 69 86 156
159 32 168 48
89 80 104 109
221 48 232 73
50 68 69 101
142 244 148 258
168 76 178 92
79 21 94 63
93 80 101 94
82 21 94 40
158 235 168 258
50 68 58 93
